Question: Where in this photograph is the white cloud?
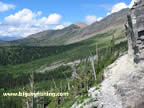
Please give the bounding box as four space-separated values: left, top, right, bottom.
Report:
38 13 61 25
0 8 63 37
54 22 72 30
111 3 128 14
0 25 41 37
107 12 111 16
46 14 61 24
106 0 139 16
55 25 65 30
86 16 96 24
0 1 15 12
4 9 35 25
85 15 103 25
97 17 103 21
37 11 42 16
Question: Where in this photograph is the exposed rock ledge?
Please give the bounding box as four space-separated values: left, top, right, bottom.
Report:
72 54 144 108
98 54 144 108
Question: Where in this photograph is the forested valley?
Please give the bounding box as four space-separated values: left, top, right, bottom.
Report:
0 30 128 107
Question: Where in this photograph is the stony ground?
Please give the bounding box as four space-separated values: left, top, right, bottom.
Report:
98 54 144 108
72 54 144 108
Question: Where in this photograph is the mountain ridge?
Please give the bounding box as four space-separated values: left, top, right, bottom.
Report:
0 8 129 46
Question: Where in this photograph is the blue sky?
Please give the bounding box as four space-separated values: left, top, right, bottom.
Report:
0 0 133 37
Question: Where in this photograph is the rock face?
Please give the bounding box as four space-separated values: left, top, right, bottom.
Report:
98 54 144 108
125 0 144 63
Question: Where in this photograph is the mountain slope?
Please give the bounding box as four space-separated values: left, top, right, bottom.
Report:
67 8 130 44
75 22 88 28
0 8 129 46
0 24 81 46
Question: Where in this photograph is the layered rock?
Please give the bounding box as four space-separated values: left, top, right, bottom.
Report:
125 0 144 63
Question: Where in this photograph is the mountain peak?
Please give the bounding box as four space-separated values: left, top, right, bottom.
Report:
74 22 88 28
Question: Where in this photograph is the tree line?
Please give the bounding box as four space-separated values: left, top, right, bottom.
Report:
0 43 82 65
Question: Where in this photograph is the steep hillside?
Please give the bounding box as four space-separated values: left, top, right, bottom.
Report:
68 8 130 44
0 8 129 46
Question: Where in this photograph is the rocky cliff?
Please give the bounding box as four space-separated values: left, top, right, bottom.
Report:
71 0 144 108
97 54 144 108
125 0 144 63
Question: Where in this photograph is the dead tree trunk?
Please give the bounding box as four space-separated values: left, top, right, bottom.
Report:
86 80 89 92
52 76 57 89
26 99 29 108
29 71 34 108
72 64 78 79
60 81 63 92
88 49 97 80
63 73 70 90
96 43 99 61
89 56 97 81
